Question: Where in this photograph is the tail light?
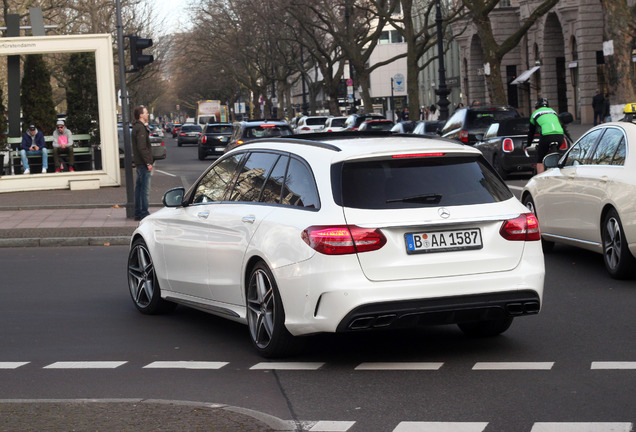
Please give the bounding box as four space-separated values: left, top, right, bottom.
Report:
202 136 207 143
502 138 514 152
161 141 165 146
559 137 568 150
301 126 310 131
459 130 469 143
180 132 185 136
499 213 541 241
302 225 387 255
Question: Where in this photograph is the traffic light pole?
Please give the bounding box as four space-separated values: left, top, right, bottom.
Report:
115 0 135 218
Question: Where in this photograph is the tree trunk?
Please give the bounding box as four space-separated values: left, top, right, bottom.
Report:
602 0 636 105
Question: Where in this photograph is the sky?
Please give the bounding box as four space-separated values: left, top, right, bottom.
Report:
153 0 190 36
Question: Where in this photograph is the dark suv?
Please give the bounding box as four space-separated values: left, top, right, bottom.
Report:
224 120 293 153
197 123 233 160
440 105 520 145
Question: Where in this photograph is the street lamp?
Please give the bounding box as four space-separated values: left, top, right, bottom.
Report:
435 0 451 121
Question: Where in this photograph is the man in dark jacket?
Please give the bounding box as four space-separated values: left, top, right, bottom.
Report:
20 124 48 174
132 106 153 220
592 89 605 126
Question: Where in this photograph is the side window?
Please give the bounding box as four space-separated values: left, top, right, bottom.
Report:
192 153 244 204
281 157 319 209
563 129 602 167
261 155 289 204
589 128 624 165
611 137 626 166
228 152 280 202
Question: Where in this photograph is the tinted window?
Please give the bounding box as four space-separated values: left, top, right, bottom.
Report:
192 153 244 203
589 128 624 165
246 125 292 139
306 117 329 125
181 125 202 132
563 129 602 166
338 156 512 209
261 155 289 204
281 158 319 208
331 118 346 127
228 152 280 202
466 110 518 130
205 125 233 134
498 118 530 136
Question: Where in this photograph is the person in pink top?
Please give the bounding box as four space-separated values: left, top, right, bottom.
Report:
52 120 75 172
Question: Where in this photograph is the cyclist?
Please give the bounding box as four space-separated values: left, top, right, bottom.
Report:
526 98 564 173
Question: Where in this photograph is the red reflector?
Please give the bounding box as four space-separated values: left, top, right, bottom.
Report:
559 137 568 150
500 213 541 241
392 153 445 158
459 130 469 143
502 138 514 152
302 225 387 255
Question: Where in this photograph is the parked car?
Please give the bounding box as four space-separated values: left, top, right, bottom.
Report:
440 105 520 146
177 124 203 147
343 113 386 131
117 123 166 165
197 122 233 160
164 123 174 134
390 121 419 134
358 119 395 131
224 120 293 153
294 116 330 134
320 116 348 132
522 121 636 279
149 124 164 138
127 133 545 358
171 123 182 138
474 117 569 179
413 120 446 136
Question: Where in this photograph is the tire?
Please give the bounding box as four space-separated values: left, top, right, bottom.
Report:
127 238 176 314
601 208 636 279
458 317 513 337
246 262 302 358
198 146 206 161
493 155 508 180
177 140 182 147
522 194 554 252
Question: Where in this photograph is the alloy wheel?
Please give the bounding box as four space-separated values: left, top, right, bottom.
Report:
247 268 274 349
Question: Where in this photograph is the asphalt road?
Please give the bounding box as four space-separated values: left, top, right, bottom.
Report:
1 244 635 432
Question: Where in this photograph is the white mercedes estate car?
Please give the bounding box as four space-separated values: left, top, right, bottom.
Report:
127 133 545 357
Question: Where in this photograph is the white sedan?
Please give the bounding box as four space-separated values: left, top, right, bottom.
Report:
522 121 636 279
128 135 545 357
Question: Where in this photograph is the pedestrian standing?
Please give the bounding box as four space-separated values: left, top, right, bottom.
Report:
592 89 605 125
132 106 153 221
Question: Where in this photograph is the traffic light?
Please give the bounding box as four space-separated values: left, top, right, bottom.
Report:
129 36 154 71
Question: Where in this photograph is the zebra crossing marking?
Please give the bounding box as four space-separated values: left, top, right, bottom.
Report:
591 362 636 370
143 361 228 369
355 362 443 370
393 422 488 431
0 362 29 369
43 361 127 369
529 422 633 431
472 362 554 370
250 362 324 370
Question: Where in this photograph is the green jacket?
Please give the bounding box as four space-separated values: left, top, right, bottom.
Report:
527 107 563 142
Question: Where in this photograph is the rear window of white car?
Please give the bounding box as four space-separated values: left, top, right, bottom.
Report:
334 155 512 209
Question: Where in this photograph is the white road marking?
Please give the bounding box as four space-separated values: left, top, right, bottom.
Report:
43 361 127 369
393 422 488 431
155 169 176 177
250 362 324 370
0 362 29 369
143 361 228 369
472 362 554 370
530 423 633 431
355 362 443 370
508 185 523 191
591 362 636 370
307 420 356 431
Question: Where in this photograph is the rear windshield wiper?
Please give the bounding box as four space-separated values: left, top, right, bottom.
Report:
386 193 442 204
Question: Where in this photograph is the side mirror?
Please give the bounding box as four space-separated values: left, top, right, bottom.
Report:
163 187 185 207
543 153 561 169
474 134 483 142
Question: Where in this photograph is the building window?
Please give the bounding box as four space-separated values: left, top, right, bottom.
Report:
379 30 404 44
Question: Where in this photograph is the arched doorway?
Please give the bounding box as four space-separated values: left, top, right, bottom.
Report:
543 13 568 113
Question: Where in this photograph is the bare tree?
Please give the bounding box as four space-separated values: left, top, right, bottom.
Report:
601 0 636 105
461 0 560 105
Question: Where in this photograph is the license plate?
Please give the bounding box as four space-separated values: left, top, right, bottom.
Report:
214 147 225 152
220 137 228 142
405 228 482 254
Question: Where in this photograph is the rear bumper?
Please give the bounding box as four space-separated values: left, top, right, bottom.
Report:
335 290 540 332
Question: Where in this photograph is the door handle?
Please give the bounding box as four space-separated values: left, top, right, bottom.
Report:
242 216 255 224
197 211 210 219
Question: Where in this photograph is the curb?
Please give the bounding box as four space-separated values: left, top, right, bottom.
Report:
0 236 131 248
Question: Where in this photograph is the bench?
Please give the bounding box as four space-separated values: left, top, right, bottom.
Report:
6 133 93 174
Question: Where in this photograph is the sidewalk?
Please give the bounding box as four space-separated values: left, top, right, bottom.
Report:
0 168 185 247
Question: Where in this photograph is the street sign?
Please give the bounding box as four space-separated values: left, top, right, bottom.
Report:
346 79 353 86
